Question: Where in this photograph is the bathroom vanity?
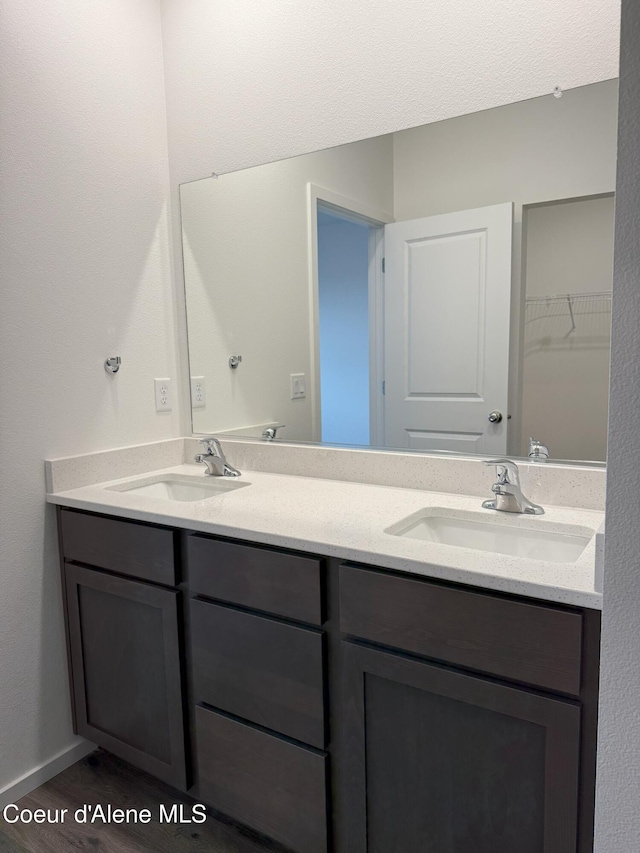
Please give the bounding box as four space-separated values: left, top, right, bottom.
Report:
48 442 603 853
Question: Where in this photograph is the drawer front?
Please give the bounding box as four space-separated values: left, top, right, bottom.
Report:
339 564 583 696
191 598 326 748
60 509 176 586
195 706 328 853
187 534 323 625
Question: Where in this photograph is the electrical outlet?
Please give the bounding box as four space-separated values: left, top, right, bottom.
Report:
290 373 306 400
154 378 172 412
191 376 206 408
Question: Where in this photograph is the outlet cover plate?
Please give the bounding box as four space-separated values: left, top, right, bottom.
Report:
154 378 172 412
191 376 206 408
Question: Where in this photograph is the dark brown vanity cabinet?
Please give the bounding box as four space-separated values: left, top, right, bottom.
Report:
57 509 600 853
58 509 187 789
186 533 329 853
339 564 600 853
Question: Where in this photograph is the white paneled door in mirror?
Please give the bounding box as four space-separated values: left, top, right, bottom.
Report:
181 80 617 464
383 204 512 454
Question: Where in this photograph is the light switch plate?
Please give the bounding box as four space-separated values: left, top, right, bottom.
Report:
191 376 206 408
154 378 172 412
290 373 306 399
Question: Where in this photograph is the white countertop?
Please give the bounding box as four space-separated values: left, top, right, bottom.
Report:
46 462 604 609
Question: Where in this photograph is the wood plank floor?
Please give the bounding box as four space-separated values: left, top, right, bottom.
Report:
0 750 289 853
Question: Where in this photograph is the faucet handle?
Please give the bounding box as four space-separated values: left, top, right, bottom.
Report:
198 438 222 456
483 458 520 485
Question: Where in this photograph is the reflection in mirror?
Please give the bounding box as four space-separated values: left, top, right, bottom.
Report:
181 80 617 463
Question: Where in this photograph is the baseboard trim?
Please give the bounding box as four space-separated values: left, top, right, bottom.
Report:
0 740 97 809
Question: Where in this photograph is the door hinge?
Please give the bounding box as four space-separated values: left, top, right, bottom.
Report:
382 380 386 395
382 257 386 273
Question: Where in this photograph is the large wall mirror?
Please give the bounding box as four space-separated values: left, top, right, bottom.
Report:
181 79 617 464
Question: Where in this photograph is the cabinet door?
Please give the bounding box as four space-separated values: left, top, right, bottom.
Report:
343 642 580 853
64 563 187 788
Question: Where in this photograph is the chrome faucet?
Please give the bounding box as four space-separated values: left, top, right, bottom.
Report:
262 424 286 441
482 459 544 515
528 436 550 463
194 439 241 477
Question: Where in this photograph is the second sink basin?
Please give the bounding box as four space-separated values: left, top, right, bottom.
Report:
106 474 249 502
386 508 594 563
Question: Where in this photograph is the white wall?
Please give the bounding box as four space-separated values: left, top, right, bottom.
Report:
182 136 393 439
595 1 640 849
0 0 179 796
160 0 620 184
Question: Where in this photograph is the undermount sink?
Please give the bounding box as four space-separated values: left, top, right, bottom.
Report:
106 473 249 502
386 508 594 563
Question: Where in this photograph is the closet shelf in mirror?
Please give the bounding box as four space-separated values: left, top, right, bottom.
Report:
525 291 612 303
524 292 611 336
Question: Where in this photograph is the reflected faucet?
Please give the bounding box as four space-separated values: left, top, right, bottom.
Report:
194 439 241 477
262 424 286 441
482 459 544 515
528 437 550 463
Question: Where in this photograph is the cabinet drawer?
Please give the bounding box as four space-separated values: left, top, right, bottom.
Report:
60 509 176 586
195 706 328 853
339 564 583 695
191 599 326 747
187 534 323 625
